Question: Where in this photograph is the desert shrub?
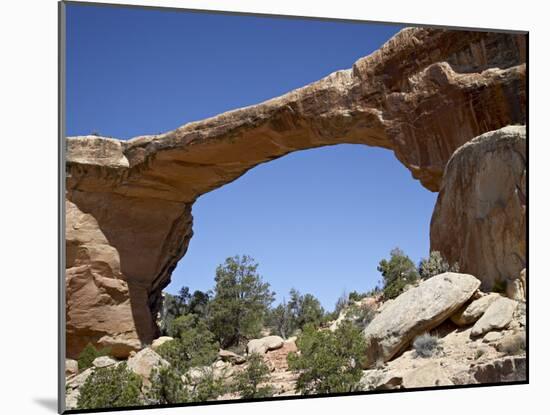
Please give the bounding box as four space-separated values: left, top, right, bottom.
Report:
189 369 226 402
232 353 273 399
287 321 366 394
377 248 419 300
156 340 185 373
76 363 142 409
77 343 112 371
146 365 225 404
413 333 441 358
419 251 459 280
145 366 190 405
156 314 218 374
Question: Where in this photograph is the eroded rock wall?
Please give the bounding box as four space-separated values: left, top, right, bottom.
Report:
66 200 141 358
431 126 527 291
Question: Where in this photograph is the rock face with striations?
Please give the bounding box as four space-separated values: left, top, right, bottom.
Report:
431 126 527 290
64 28 526 358
65 199 144 358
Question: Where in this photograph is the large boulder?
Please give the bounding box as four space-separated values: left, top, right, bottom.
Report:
471 297 518 338
247 335 284 355
92 356 117 368
127 347 170 385
450 293 502 326
363 273 480 367
431 126 526 290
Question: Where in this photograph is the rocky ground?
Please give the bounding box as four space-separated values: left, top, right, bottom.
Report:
65 270 526 410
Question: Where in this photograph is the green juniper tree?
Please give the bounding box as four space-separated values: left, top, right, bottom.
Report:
208 255 275 348
232 353 273 399
189 370 227 402
156 314 219 374
77 363 143 409
418 251 459 280
187 289 211 319
151 313 224 404
267 289 326 337
146 365 226 404
287 321 367 394
287 288 325 331
377 247 419 299
146 366 190 405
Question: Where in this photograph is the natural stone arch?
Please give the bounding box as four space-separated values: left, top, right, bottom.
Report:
65 27 526 358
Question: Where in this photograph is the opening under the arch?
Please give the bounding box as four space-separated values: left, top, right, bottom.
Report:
164 144 438 311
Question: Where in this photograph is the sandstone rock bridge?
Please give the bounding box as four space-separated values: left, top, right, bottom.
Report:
65 27 526 358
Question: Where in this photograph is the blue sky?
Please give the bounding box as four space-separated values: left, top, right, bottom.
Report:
66 4 436 310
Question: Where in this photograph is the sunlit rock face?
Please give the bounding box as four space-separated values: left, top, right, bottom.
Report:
64 27 526 358
430 126 527 291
